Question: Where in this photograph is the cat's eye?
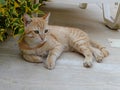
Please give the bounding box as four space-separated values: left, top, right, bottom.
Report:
34 30 39 34
44 29 48 33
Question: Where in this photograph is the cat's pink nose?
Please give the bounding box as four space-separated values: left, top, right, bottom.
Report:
41 37 44 40
40 35 44 40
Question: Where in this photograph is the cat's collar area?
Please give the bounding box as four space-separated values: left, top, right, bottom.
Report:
19 39 47 50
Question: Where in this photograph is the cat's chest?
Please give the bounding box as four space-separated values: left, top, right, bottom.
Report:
21 45 49 57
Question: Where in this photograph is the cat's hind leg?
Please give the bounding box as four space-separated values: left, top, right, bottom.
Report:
90 40 109 57
90 46 104 63
22 54 43 63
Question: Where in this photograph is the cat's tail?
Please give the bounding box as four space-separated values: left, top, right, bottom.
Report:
90 40 109 57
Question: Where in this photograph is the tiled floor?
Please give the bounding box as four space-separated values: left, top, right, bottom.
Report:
0 3 120 90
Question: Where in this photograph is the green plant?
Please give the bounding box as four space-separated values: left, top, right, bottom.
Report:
0 0 45 41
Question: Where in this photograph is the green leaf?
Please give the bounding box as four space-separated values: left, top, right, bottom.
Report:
18 28 24 34
33 4 40 9
0 0 5 4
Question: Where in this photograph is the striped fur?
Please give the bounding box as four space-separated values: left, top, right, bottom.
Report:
19 14 109 70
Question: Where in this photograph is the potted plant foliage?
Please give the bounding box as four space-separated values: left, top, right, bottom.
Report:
0 0 45 41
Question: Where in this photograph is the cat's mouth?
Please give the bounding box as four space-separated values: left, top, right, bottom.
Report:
40 38 47 43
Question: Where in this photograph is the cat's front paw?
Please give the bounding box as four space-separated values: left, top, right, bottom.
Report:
83 61 92 68
45 59 56 70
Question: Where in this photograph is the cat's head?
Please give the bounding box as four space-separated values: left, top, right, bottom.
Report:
23 13 50 44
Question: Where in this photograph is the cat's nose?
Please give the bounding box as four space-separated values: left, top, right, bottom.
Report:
41 37 44 40
40 35 44 40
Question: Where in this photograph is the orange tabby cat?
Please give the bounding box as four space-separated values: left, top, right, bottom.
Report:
19 13 109 70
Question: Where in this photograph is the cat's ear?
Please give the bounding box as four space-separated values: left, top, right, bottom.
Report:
23 14 32 27
42 12 50 24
